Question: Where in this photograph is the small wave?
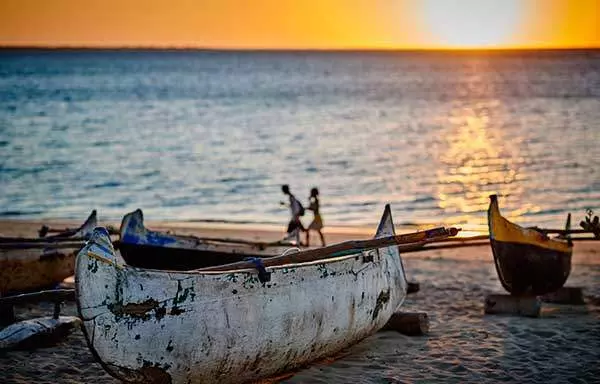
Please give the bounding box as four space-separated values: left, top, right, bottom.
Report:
412 195 437 204
92 181 123 189
0 209 45 217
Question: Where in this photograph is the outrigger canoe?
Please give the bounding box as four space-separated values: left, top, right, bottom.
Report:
488 195 573 296
76 205 457 384
118 209 293 270
0 211 97 295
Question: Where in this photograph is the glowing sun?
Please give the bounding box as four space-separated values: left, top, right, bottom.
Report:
420 0 523 48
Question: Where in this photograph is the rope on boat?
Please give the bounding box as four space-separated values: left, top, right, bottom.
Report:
244 257 271 283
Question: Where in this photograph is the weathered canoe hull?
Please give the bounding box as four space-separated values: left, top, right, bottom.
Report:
119 209 287 270
488 195 573 296
77 206 407 384
490 239 572 295
0 247 78 295
0 211 97 295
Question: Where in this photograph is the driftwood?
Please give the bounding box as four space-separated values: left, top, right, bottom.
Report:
541 287 585 305
200 227 459 272
484 294 541 318
380 312 429 336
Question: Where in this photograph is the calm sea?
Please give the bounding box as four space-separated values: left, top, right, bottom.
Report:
1 49 599 230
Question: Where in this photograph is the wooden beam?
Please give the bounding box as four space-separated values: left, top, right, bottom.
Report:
200 227 459 272
380 312 429 335
484 294 541 317
0 289 75 306
0 241 85 250
541 287 585 305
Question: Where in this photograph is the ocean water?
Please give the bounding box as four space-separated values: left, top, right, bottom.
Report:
1 49 599 230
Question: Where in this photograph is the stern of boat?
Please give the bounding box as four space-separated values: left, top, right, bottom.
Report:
120 209 147 243
72 210 98 239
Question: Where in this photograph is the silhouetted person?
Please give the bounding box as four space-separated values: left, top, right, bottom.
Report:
306 187 325 247
280 184 305 245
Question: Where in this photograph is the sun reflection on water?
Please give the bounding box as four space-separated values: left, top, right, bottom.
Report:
435 103 538 229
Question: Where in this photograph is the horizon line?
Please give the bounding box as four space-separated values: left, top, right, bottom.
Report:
1 45 599 53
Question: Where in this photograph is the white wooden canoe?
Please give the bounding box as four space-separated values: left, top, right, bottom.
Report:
76 205 411 384
0 211 97 295
119 209 293 270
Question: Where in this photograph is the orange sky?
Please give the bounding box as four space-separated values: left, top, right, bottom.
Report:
0 0 598 49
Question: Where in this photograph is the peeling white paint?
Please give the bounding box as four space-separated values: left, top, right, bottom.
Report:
76 206 408 384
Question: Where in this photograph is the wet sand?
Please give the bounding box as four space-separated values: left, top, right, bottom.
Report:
1 219 599 384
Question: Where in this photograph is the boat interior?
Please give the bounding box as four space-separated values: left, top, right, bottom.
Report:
117 242 277 271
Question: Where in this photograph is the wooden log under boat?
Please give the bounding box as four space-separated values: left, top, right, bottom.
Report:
540 286 585 305
484 294 541 318
118 209 295 270
487 195 573 296
0 211 97 296
380 311 429 335
76 205 453 384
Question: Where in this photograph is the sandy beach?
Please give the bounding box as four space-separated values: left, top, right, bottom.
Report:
1 218 599 384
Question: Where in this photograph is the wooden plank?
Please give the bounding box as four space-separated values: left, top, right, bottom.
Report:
484 294 541 318
200 226 459 272
541 287 585 305
0 237 89 244
402 240 490 253
0 289 75 306
0 241 86 250
41 225 119 237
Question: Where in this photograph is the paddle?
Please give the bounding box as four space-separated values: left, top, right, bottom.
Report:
38 225 120 237
199 226 460 272
0 241 87 250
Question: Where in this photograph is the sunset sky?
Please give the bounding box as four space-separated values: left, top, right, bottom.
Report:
1 0 598 49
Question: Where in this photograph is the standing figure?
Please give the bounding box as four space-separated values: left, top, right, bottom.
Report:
306 187 326 247
280 184 305 245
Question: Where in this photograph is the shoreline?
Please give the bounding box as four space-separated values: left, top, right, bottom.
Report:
1 218 597 264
